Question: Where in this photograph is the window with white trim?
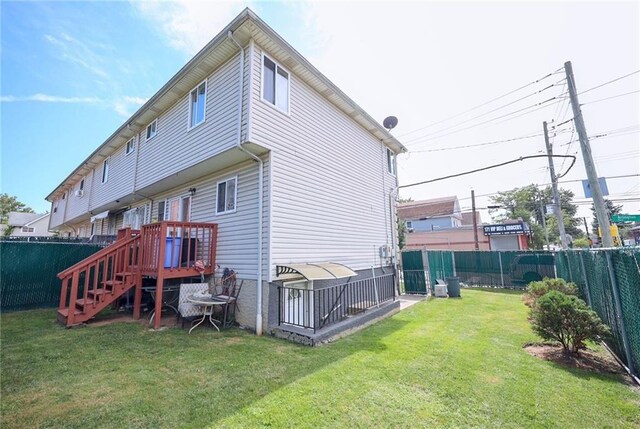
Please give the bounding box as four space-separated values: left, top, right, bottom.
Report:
146 119 157 140
126 137 136 155
157 201 166 222
22 227 34 233
262 55 289 113
79 179 85 192
387 148 396 176
161 196 191 222
216 177 237 215
406 221 413 229
189 81 207 128
102 158 109 183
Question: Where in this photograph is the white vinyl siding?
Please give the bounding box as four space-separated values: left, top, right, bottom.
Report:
135 53 241 190
189 81 207 129
250 44 396 279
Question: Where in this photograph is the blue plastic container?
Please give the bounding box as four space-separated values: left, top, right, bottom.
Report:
164 237 182 268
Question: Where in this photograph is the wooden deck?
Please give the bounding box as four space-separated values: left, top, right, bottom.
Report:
57 221 218 329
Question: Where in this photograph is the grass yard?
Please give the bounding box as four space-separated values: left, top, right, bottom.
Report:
1 289 638 428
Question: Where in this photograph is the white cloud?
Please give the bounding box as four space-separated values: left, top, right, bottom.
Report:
44 33 111 82
131 0 252 56
0 94 101 103
113 96 149 118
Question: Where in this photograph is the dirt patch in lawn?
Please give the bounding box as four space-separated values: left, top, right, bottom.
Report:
524 342 637 386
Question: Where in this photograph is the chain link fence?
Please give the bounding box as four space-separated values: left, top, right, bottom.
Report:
556 248 640 379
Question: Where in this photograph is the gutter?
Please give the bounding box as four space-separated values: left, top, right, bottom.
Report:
228 30 265 336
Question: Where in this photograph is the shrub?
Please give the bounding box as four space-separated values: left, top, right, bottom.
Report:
530 290 609 354
523 277 577 307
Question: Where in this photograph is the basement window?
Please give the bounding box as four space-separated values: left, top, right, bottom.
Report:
262 55 289 113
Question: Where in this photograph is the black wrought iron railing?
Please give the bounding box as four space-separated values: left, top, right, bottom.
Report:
278 273 395 332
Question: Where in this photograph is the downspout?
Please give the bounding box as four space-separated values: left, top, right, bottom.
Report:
228 31 264 336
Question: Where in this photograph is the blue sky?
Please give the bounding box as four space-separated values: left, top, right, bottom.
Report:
2 1 639 222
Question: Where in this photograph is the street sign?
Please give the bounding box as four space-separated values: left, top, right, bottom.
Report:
582 177 609 198
612 214 640 222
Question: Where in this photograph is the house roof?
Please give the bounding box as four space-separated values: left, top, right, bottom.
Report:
398 196 459 220
46 8 406 202
8 212 47 226
461 211 482 226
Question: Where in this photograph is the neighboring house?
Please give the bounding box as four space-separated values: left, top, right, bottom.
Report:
7 212 54 237
399 198 491 251
399 196 462 232
47 9 406 341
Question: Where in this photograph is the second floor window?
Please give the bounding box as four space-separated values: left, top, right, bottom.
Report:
216 177 237 215
262 55 289 113
146 119 157 140
387 148 396 176
102 158 109 183
126 137 135 155
79 179 84 191
189 81 207 128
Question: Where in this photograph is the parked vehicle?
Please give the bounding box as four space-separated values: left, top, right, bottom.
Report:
509 254 555 285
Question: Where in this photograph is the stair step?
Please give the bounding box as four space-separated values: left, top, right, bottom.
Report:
75 298 95 309
57 308 83 317
88 289 107 297
115 272 136 278
103 280 124 287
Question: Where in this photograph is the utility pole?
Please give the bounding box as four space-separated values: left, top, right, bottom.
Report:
540 199 550 251
583 217 592 247
471 189 479 250
565 61 613 247
543 121 568 249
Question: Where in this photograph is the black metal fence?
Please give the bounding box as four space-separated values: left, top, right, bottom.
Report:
278 274 396 332
556 248 640 379
0 241 106 311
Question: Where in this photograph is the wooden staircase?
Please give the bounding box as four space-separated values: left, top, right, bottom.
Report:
57 229 142 326
57 222 218 328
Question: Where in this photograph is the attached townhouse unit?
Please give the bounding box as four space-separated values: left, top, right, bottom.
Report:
48 9 406 342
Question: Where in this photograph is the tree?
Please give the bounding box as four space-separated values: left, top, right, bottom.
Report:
397 196 413 250
489 185 583 249
0 193 34 225
591 199 623 235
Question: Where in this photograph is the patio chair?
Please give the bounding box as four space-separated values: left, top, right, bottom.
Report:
177 283 210 328
211 270 243 328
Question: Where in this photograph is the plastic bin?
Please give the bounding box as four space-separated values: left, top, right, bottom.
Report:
446 277 461 298
164 237 182 268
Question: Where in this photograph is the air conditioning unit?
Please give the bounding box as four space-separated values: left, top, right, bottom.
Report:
75 189 84 198
434 284 448 298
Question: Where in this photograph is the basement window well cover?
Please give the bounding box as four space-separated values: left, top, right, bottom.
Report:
276 262 358 281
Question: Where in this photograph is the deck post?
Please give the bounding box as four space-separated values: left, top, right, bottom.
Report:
133 273 143 320
68 270 80 325
153 222 168 330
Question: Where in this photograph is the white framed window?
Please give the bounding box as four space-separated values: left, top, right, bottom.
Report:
188 81 207 129
406 221 413 229
216 177 237 215
262 54 289 113
123 205 150 230
157 201 166 222
22 226 34 233
162 196 191 222
79 179 85 191
146 119 157 140
62 192 66 200
126 137 136 155
387 148 396 176
101 158 109 183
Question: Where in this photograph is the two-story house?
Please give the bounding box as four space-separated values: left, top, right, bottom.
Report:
398 196 463 232
48 9 406 342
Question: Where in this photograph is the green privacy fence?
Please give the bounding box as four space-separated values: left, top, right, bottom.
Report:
0 241 105 311
556 248 640 378
454 251 555 288
401 250 454 294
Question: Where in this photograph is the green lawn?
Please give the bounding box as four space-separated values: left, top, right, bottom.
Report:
1 289 638 428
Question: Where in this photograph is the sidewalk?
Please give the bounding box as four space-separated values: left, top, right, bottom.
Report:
397 293 428 310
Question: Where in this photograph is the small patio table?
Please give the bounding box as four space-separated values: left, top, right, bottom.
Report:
186 295 227 334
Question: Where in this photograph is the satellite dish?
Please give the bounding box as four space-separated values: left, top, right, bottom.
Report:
383 116 398 131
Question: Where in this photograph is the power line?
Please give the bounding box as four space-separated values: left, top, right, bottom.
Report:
577 69 640 96
581 89 640 106
399 154 577 190
397 69 562 138
408 131 544 153
406 96 566 146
